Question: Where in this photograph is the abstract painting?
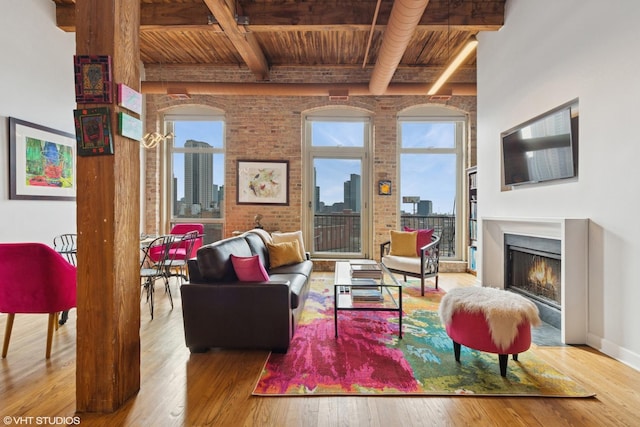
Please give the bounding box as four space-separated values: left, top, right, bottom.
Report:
9 117 76 201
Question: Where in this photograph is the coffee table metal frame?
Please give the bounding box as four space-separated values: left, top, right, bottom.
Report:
333 261 402 339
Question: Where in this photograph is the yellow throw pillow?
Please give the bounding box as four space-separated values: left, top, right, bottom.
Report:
272 230 306 260
267 240 305 268
389 230 418 257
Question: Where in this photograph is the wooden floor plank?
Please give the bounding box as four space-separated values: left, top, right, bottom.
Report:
1 273 639 426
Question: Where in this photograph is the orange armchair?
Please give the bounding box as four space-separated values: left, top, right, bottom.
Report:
0 243 77 359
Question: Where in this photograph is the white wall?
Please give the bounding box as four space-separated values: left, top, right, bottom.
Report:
0 0 76 243
477 0 640 369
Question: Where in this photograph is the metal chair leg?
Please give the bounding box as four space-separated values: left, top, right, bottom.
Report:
148 279 154 319
164 274 173 310
59 310 69 325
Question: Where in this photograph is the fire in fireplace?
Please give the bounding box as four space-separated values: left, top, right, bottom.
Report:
505 234 562 310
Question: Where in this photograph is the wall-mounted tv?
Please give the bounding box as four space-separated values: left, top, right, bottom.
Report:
501 100 579 187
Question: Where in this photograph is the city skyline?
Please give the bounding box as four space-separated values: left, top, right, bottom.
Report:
170 119 457 216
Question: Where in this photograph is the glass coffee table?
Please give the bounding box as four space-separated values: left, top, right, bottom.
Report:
333 261 403 339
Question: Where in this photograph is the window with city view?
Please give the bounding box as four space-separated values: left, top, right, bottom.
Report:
305 115 371 257
398 115 464 258
165 116 225 244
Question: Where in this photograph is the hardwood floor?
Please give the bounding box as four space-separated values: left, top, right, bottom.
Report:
1 272 639 426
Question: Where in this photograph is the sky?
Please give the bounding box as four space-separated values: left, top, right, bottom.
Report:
311 121 364 207
312 120 457 214
398 122 457 214
172 121 224 200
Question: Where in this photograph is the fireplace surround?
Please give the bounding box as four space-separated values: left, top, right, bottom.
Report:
481 217 588 344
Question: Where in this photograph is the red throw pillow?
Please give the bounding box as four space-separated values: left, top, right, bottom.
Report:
403 226 434 255
230 254 270 282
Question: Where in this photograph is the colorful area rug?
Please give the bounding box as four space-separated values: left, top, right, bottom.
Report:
252 277 595 397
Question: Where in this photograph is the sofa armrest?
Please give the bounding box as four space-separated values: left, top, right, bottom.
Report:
180 281 293 352
186 258 204 283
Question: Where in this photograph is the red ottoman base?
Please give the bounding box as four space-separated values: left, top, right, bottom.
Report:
445 309 533 377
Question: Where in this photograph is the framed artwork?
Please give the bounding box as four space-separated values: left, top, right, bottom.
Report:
118 112 143 141
74 55 112 103
74 107 114 156
378 180 392 195
117 83 142 115
237 160 289 205
8 117 76 201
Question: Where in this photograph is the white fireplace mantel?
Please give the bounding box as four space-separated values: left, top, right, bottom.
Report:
480 217 589 344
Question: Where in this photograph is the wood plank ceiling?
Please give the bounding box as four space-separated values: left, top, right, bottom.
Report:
52 0 505 96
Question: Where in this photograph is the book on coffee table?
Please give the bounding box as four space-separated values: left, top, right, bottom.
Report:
352 288 383 302
350 262 383 279
351 278 379 288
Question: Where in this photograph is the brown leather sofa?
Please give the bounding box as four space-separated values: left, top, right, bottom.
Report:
181 230 313 353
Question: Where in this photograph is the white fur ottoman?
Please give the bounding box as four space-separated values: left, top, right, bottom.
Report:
439 287 541 376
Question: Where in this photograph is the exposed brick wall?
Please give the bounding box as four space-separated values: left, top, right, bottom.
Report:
143 66 476 259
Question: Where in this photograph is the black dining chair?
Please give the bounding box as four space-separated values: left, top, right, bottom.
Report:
53 233 77 266
140 234 177 320
53 233 77 325
164 230 200 285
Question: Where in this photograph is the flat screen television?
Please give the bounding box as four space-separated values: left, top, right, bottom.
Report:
501 101 578 187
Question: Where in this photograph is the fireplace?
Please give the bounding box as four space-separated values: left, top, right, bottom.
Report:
481 217 588 344
505 234 561 328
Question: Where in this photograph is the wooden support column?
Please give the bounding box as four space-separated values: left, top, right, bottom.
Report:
75 0 142 412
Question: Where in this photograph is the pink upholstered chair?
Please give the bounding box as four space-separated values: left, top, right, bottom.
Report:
148 223 204 263
0 243 77 359
439 287 540 376
169 223 204 258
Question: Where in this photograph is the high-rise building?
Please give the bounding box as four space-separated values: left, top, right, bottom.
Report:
344 173 361 212
173 176 179 215
313 167 321 212
184 140 214 212
418 200 433 215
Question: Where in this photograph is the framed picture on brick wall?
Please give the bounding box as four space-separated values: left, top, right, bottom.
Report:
237 160 289 205
378 180 392 195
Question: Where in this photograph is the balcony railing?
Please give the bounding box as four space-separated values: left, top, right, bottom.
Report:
314 212 361 253
400 215 456 257
313 213 456 257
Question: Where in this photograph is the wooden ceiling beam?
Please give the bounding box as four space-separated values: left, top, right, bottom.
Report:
56 3 210 31
202 0 270 80
238 0 504 27
140 81 477 96
55 1 503 32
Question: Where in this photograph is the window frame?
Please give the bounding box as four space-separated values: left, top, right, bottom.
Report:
397 111 466 260
163 110 226 235
303 110 373 258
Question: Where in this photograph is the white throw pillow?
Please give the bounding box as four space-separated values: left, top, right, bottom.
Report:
248 228 273 245
271 230 306 261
